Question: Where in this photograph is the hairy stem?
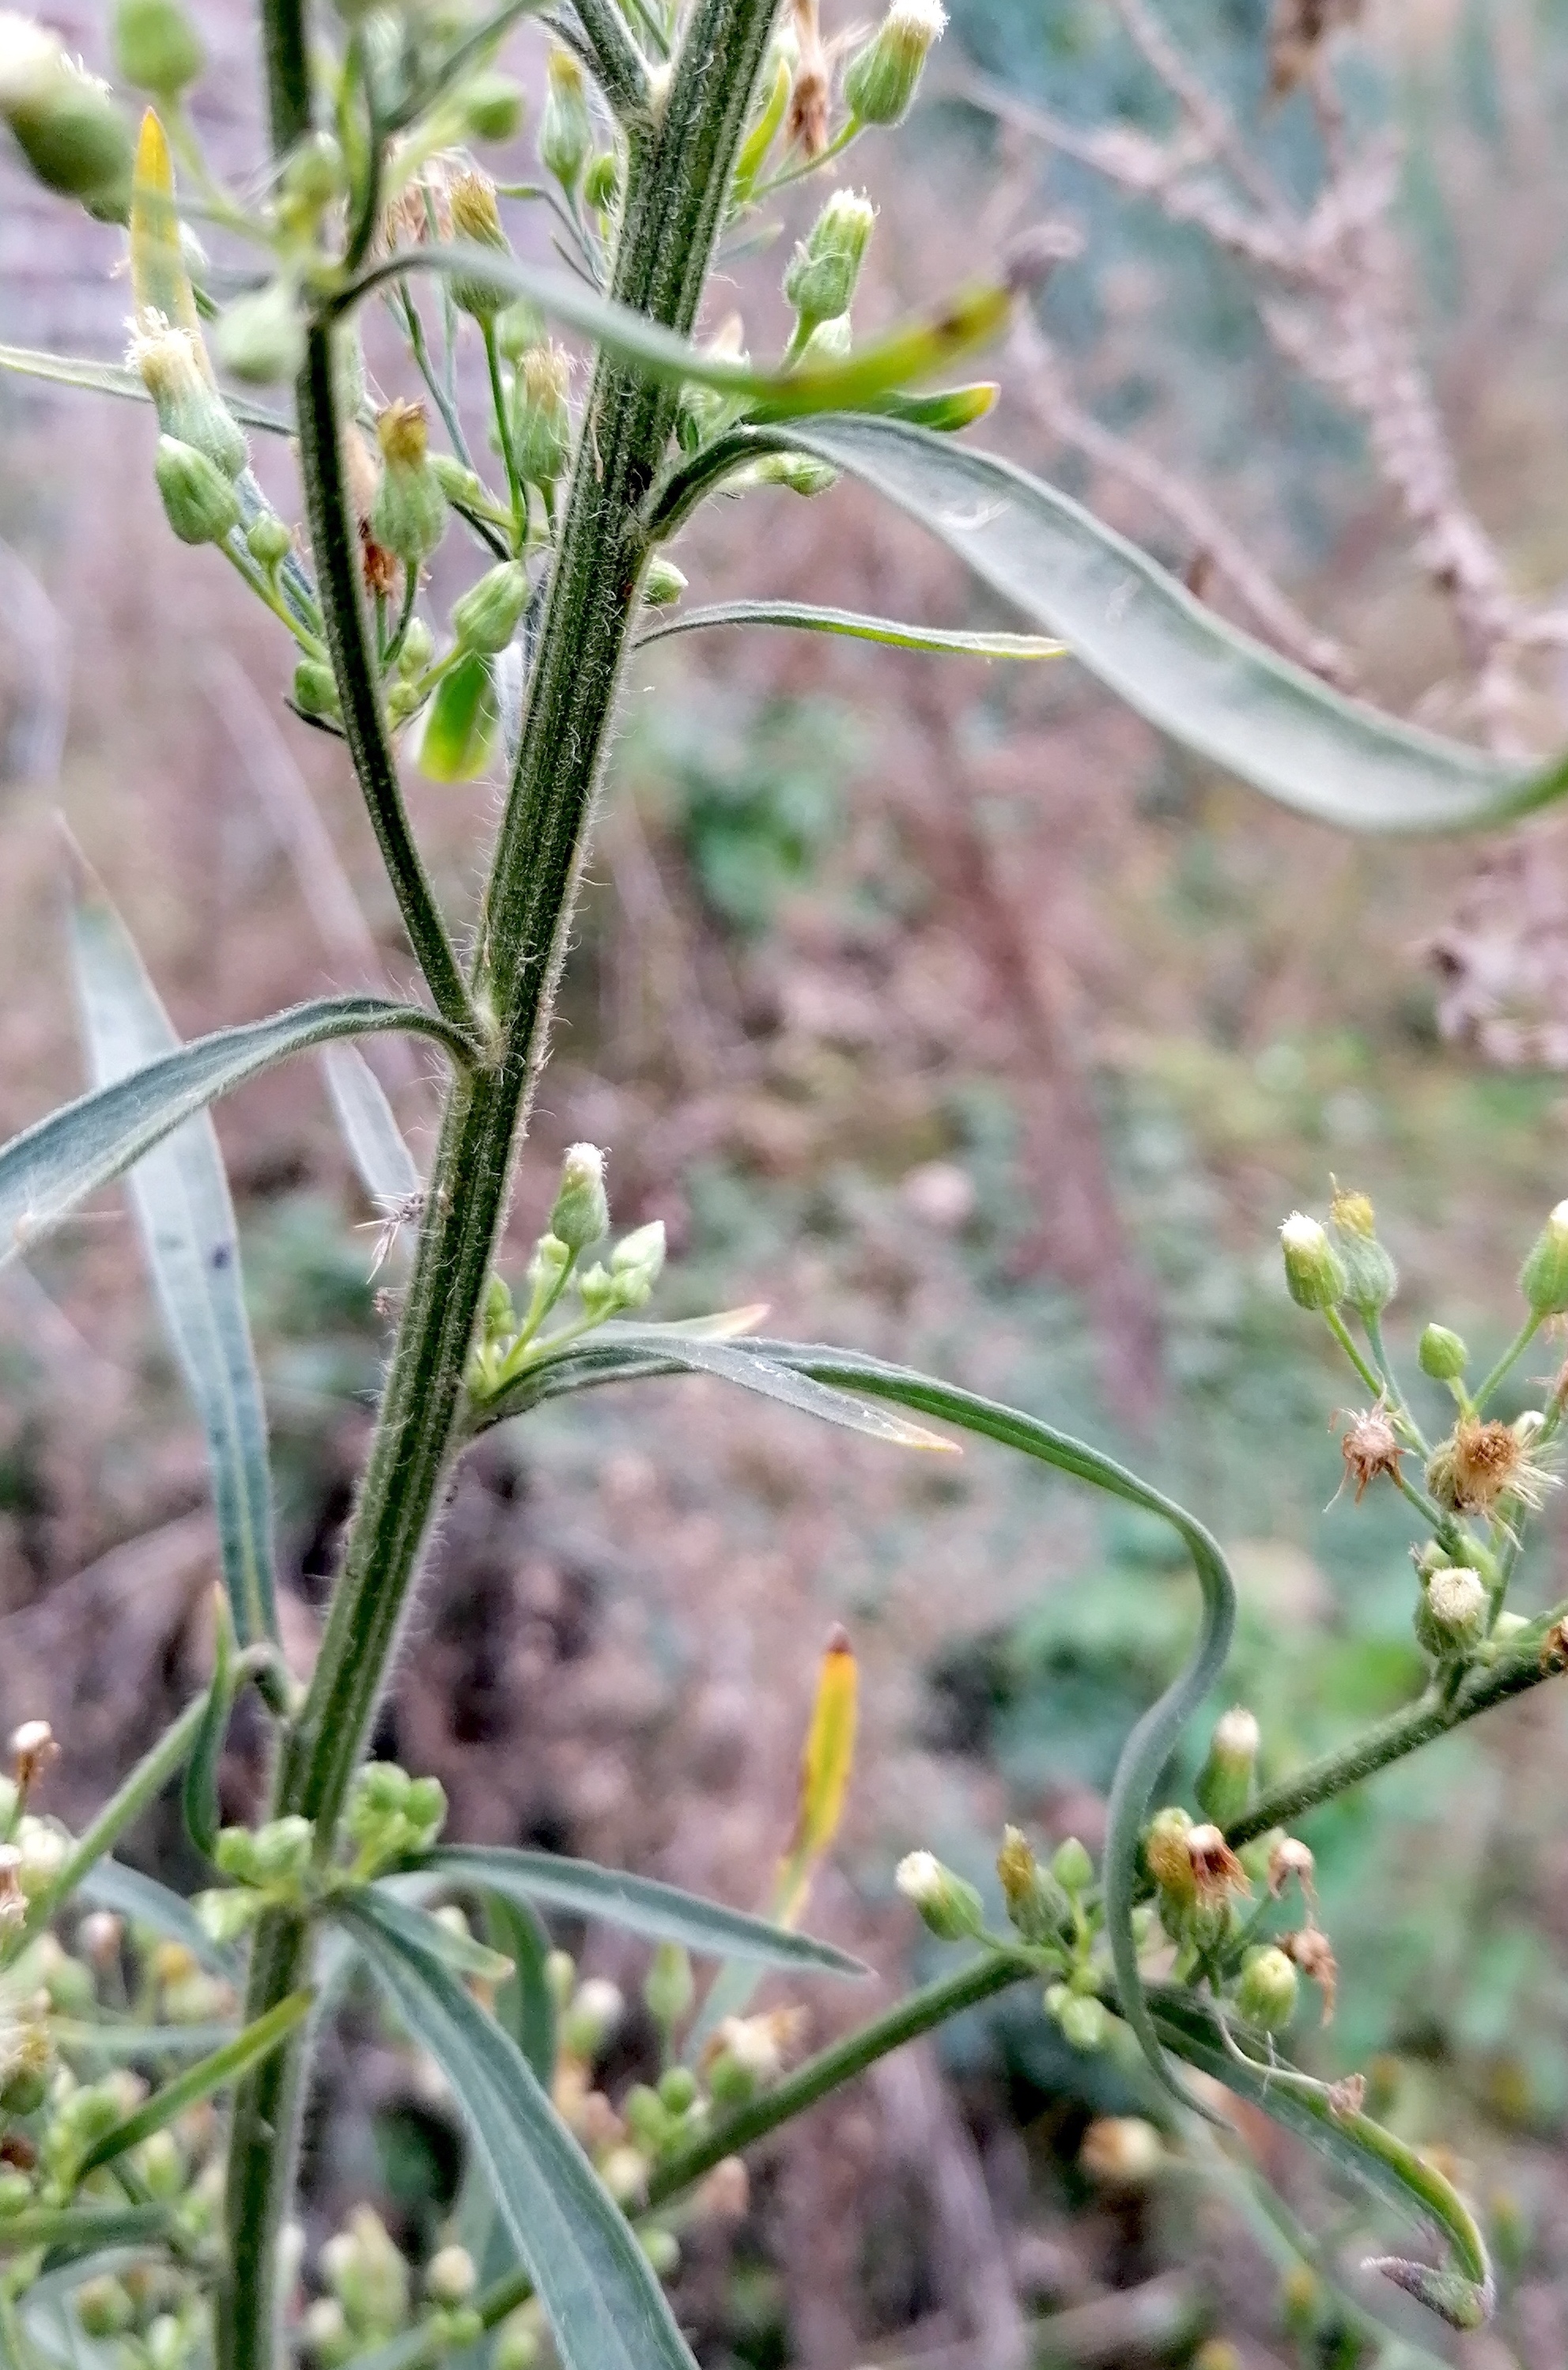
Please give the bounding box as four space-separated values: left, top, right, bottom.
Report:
1226 1616 1568 1848
224 0 781 2357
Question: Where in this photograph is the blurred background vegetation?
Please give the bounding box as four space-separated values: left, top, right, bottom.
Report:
6 0 1568 2362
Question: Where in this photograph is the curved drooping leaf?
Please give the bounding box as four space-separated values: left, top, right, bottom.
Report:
486 1891 557 2088
637 599 1064 661
77 1992 313 2178
183 1595 238 1857
1148 1988 1493 2330
415 653 498 783
322 1042 422 1208
765 415 1567 834
346 1887 516 1983
331 1886 700 2370
0 344 290 436
0 994 470 1272
399 1845 867 1974
70 873 278 1644
345 246 1010 424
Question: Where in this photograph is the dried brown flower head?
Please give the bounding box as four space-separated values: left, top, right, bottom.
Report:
1541 1617 1568 1676
1186 1823 1249 1905
1336 1404 1404 1503
1327 2071 1366 2120
786 0 831 154
1426 1416 1556 1517
359 520 399 599
1267 1835 1317 1904
1283 1925 1338 2022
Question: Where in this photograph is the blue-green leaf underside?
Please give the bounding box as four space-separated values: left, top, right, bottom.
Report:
0 995 466 1272
70 878 278 1645
773 416 1566 835
637 600 1064 661
332 1886 699 2370
322 1042 422 1207
74 1859 241 1980
401 1845 867 1974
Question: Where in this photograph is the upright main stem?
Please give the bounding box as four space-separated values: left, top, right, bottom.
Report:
221 6 780 2368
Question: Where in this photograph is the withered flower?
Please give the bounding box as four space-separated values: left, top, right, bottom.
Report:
1283 1925 1338 2022
1336 1404 1404 1504
1186 1823 1249 1905
1426 1416 1556 1518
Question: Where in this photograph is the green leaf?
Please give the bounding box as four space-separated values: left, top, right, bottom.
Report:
415 654 498 783
74 1861 240 1979
331 1887 700 2370
1148 1988 1494 2328
76 1991 312 2178
0 2207 172 2259
69 871 278 1645
637 600 1063 661
346 1888 515 1984
0 345 290 436
322 1044 421 1208
48 2020 239 2061
0 993 469 1274
497 1325 960 1456
399 1846 867 1974
765 415 1568 834
486 1892 556 2088
345 248 1010 424
183 1595 238 1858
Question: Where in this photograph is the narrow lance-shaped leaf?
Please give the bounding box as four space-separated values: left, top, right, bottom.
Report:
70 871 278 1644
322 1043 422 1208
394 1846 867 1974
637 601 1064 661
76 1991 313 2178
344 246 1010 423
0 992 470 1272
344 1888 516 1984
0 2205 172 2258
769 415 1568 834
183 1589 239 1856
75 1859 243 1981
0 345 290 434
415 653 498 783
332 1886 701 2370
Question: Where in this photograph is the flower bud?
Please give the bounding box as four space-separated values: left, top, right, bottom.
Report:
399 617 434 675
1328 1190 1397 1318
1418 1323 1468 1382
405 1775 446 1837
251 1815 314 1884
550 1143 610 1253
431 453 489 512
608 1219 666 1308
842 0 946 127
1142 1806 1195 1904
1279 1212 1347 1311
448 168 513 316
659 2064 699 2115
196 1888 265 1945
246 512 293 569
544 1948 576 2006
293 658 340 718
996 1826 1070 1945
1521 1200 1568 1318
1194 1706 1258 1830
78 1910 123 1968
641 557 687 608
13 1817 66 1897
539 45 591 194
1079 2115 1162 2187
1051 1835 1094 1894
1054 1991 1107 2052
156 432 241 545
280 130 344 219
301 2299 352 2365
1237 1945 1299 2034
752 451 838 497
0 26 133 209
371 402 447 566
527 1231 572 1295
511 343 572 489
425 2247 476 2307
76 2278 135 2338
894 1849 984 1941
451 560 528 656
584 149 618 213
323 2207 409 2334
1415 1563 1487 1657
215 282 306 384
112 0 203 93
640 2228 679 2279
783 189 875 327
493 2311 539 2370
134 2126 184 2199
131 319 248 478
464 70 524 143
563 1975 624 2058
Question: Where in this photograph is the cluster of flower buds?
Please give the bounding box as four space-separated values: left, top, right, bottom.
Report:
303 2206 415 2363
0 13 133 212
783 189 875 344
1278 1184 1397 1322
468 1146 669 1401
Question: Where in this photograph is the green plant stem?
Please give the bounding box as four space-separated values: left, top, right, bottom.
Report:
225 0 784 2361
1224 1612 1568 1849
293 329 479 1041
481 316 524 534
350 1953 1037 2370
1324 1306 1387 1404
1363 1313 1426 1452
557 0 652 117
1474 1312 1543 1410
